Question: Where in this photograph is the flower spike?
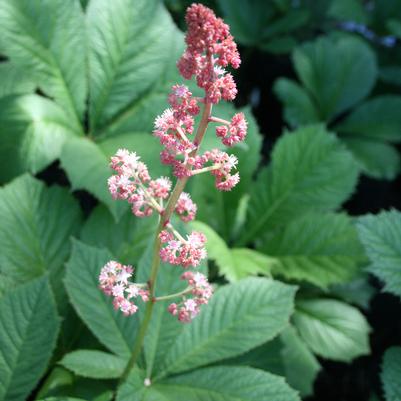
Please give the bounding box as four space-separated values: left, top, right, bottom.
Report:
100 4 244 329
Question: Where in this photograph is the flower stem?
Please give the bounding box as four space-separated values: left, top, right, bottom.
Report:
166 222 187 243
209 115 230 125
119 101 212 384
154 286 192 302
191 164 221 175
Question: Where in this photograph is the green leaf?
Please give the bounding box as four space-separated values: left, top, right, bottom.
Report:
336 96 401 143
190 220 232 275
261 35 297 54
158 277 296 377
59 350 125 379
0 0 86 123
281 325 321 397
65 240 138 358
342 138 400 180
0 174 82 299
217 0 276 46
293 298 370 362
117 366 300 401
60 137 127 220
240 125 359 245
191 221 275 281
328 0 369 24
261 9 309 40
97 30 184 139
220 337 285 376
330 275 376 310
218 0 307 53
39 398 86 401
0 277 60 401
87 0 180 132
98 132 167 178
273 78 320 127
81 205 155 265
39 377 113 401
0 276 17 299
299 0 332 23
262 212 365 288
36 368 113 401
0 63 35 97
357 210 401 298
35 367 74 400
292 36 377 121
381 347 401 401
0 94 80 182
230 248 276 279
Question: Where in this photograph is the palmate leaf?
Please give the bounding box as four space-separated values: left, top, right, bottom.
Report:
293 298 370 362
59 350 125 379
292 35 377 121
0 94 81 183
0 174 82 300
117 366 300 401
357 210 401 298
0 277 60 401
381 347 401 401
0 0 86 124
191 221 276 282
239 125 359 245
87 0 180 132
261 212 365 288
65 240 138 358
157 277 296 377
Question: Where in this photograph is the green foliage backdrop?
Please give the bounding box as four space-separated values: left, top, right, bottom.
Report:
0 0 400 400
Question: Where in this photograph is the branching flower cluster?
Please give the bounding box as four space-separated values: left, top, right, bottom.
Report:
99 3 246 323
99 261 149 316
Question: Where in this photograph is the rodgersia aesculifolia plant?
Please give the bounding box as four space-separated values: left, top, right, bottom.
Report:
98 2 247 376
